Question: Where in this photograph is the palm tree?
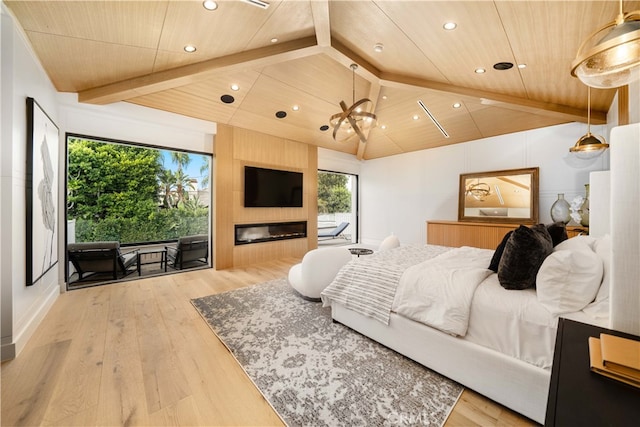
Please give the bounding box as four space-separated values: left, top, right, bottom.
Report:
174 169 195 205
199 155 210 189
157 169 176 208
171 152 191 172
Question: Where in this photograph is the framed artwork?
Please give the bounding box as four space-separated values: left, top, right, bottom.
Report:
26 97 59 286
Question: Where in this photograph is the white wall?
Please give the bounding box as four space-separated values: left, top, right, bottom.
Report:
57 93 216 153
357 122 611 247
1 4 217 361
1 4 61 360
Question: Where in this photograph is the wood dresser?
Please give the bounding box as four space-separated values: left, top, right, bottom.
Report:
426 220 587 250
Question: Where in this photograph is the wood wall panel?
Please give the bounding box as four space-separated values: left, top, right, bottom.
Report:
215 124 317 269
427 220 585 250
214 124 236 269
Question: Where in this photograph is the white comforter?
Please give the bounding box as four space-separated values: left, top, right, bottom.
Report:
392 246 493 336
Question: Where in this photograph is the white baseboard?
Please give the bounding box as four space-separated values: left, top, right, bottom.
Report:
1 284 59 361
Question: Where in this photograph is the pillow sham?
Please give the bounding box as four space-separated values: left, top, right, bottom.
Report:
536 248 603 315
555 234 596 252
582 234 611 319
546 222 568 247
497 224 553 290
488 230 513 272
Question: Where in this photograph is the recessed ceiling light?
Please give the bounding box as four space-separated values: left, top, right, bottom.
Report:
381 125 387 130
230 84 239 91
184 45 197 53
374 43 384 53
270 37 278 43
412 115 420 120
453 102 462 108
202 1 218 10
475 68 486 74
443 22 457 30
292 105 300 111
382 95 388 100
518 63 527 69
275 111 287 119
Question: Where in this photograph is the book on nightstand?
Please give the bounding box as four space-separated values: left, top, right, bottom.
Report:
600 333 640 378
589 337 640 388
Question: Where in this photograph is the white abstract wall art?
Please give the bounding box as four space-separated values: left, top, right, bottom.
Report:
26 97 59 286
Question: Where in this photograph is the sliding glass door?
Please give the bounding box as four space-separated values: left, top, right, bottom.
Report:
317 170 358 245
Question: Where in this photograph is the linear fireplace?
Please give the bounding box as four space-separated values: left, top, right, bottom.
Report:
235 221 307 245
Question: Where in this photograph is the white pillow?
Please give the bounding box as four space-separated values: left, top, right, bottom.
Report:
378 234 400 251
554 235 596 252
582 234 611 318
536 249 603 315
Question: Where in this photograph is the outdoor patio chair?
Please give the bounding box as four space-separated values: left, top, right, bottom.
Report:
166 234 209 270
317 222 349 240
68 241 137 281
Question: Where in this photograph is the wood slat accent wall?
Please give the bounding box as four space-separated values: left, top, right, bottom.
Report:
426 220 586 250
215 124 317 268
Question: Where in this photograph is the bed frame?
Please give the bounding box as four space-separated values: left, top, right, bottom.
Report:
330 301 550 424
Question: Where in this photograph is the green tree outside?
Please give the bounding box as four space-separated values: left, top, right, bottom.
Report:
67 137 210 244
318 172 351 214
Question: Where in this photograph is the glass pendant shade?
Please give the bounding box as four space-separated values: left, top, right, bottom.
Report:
569 86 609 158
570 132 610 159
571 4 640 89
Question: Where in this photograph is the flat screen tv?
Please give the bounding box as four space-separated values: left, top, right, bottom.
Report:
244 166 303 208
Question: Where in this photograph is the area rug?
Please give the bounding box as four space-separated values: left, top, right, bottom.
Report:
192 278 463 426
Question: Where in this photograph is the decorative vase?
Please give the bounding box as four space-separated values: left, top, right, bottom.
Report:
550 193 571 224
579 184 590 227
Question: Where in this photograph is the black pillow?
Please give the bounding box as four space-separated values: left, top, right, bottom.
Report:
497 224 553 290
546 222 568 247
488 230 513 272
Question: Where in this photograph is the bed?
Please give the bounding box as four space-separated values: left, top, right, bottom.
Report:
321 230 611 424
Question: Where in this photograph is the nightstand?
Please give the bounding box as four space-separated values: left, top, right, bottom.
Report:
545 318 640 426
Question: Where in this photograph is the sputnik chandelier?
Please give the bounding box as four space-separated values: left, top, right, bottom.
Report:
330 63 377 143
466 179 491 201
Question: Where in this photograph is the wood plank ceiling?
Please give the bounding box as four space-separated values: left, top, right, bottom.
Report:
6 0 636 160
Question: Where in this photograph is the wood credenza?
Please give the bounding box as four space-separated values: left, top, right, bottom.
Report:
426 220 586 250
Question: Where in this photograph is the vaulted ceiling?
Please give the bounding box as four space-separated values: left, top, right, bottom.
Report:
6 0 636 159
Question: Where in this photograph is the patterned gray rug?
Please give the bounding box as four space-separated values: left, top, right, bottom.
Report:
192 278 463 427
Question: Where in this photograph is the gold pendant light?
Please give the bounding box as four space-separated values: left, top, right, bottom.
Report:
571 0 640 88
570 86 609 158
330 64 377 144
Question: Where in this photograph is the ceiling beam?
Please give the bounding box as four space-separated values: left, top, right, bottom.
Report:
310 0 331 47
356 81 381 160
326 39 381 83
78 36 321 105
379 72 607 125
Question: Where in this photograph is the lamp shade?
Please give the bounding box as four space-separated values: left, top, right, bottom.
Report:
571 11 640 88
570 132 610 159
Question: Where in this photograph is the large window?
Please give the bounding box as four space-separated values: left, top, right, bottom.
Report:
66 134 211 245
317 170 358 244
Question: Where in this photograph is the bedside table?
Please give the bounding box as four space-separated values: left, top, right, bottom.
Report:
545 318 640 426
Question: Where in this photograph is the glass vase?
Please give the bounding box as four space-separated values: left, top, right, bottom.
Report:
550 193 571 224
579 184 590 227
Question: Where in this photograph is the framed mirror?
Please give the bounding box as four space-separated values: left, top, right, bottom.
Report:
458 167 539 224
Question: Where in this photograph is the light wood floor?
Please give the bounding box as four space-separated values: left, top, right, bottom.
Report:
1 258 536 426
